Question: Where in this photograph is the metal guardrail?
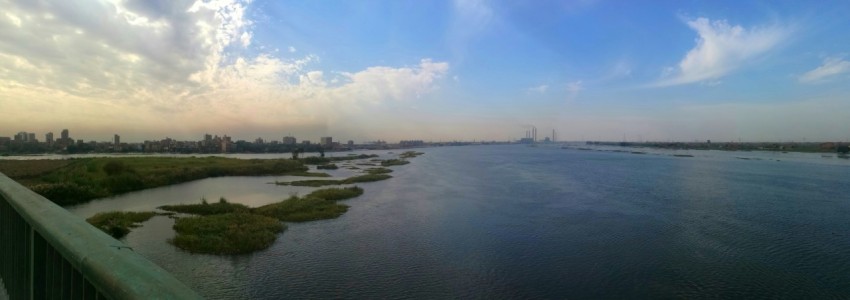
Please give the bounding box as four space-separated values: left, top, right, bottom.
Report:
0 172 202 299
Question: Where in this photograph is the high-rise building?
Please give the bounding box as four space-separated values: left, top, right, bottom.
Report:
27 133 36 142
114 134 120 145
61 129 69 140
283 136 296 145
320 137 333 147
46 132 54 144
14 132 27 142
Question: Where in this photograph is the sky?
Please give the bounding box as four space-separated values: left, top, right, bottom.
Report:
1 0 850 143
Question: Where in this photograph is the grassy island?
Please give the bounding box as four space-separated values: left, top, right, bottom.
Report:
276 174 392 187
159 197 250 215
160 186 364 254
380 159 410 166
0 157 312 205
365 167 393 174
399 151 424 158
171 213 285 255
86 211 157 239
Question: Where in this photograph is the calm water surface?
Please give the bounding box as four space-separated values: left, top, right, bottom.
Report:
66 145 850 299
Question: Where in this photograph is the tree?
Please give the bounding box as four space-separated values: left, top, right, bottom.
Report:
838 144 850 154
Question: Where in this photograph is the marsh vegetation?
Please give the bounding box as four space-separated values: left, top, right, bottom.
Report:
86 211 157 238
275 174 392 187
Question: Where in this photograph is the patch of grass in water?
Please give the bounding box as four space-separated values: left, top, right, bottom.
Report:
399 151 424 158
276 174 392 186
86 211 157 239
254 196 349 222
343 174 392 183
159 197 250 215
170 213 285 255
365 167 392 174
306 186 363 201
380 159 409 166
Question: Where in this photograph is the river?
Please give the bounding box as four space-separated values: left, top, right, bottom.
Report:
64 145 850 298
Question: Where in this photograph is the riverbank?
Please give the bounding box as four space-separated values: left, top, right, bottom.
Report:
0 157 325 206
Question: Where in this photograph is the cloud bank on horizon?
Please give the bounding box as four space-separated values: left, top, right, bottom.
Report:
1 0 849 142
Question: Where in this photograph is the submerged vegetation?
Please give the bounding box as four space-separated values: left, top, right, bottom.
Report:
171 213 285 255
86 211 157 239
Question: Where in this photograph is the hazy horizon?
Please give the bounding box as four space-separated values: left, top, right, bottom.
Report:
2 1 849 143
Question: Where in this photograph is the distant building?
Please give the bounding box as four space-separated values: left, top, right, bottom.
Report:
302 140 311 145
283 136 296 145
114 134 120 145
221 135 233 153
348 140 354 147
61 129 69 141
46 132 54 145
14 132 27 142
320 137 333 147
27 133 36 142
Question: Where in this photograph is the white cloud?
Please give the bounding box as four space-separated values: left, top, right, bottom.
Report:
0 0 449 140
527 84 548 94
655 17 788 87
799 57 850 83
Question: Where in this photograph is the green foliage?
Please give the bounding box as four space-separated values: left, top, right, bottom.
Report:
343 174 392 183
29 183 108 206
170 213 285 255
380 159 409 166
254 196 349 222
306 186 364 201
159 198 250 215
365 167 392 174
102 160 131 176
399 151 424 158
276 174 392 187
16 157 309 205
86 211 157 239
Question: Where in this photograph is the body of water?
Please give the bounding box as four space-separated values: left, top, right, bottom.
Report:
66 145 850 298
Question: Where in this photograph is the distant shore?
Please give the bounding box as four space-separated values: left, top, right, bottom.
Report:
581 141 850 154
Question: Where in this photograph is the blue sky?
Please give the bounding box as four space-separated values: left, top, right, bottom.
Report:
1 0 849 142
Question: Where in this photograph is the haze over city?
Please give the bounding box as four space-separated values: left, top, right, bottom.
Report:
1 0 849 143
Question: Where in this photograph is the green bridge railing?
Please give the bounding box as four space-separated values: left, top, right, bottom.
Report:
0 172 201 299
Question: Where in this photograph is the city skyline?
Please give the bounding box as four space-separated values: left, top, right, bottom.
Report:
2 1 850 142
